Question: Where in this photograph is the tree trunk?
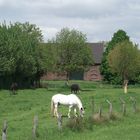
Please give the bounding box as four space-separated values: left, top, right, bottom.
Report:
123 80 128 94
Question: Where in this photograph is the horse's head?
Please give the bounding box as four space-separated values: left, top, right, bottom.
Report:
79 107 85 117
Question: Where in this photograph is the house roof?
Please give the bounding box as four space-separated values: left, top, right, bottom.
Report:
43 42 104 64
88 43 104 64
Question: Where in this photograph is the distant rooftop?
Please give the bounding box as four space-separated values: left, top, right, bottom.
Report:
43 42 105 64
88 43 104 64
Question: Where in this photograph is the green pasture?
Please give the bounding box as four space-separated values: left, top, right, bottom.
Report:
0 81 140 140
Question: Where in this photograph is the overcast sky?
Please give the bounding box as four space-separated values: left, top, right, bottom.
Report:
0 0 140 45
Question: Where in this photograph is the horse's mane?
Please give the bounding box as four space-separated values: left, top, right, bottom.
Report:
69 94 83 107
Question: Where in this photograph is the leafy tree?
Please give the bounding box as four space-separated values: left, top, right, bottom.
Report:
53 28 94 80
100 29 130 84
0 22 49 88
34 42 57 87
108 40 140 93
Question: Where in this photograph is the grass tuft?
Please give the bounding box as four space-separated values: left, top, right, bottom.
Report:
66 116 84 132
93 113 108 124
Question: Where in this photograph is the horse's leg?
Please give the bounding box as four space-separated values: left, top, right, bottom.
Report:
54 104 58 117
53 105 56 116
68 105 73 118
74 108 77 117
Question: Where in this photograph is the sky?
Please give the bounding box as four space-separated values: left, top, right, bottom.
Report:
0 0 140 46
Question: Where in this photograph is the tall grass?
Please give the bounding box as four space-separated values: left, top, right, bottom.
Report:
0 81 140 140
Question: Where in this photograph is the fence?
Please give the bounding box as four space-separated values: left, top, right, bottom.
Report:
1 96 139 140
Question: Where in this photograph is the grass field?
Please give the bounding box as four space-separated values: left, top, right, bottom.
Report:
0 81 140 140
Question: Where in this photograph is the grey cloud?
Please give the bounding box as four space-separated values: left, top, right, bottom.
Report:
30 0 125 19
0 0 140 46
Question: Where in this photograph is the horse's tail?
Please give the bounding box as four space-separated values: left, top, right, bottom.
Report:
51 98 54 117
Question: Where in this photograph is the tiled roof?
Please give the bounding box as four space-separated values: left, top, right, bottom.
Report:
88 43 104 64
43 42 104 64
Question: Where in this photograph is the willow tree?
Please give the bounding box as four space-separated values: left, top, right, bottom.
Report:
108 41 140 93
53 28 94 80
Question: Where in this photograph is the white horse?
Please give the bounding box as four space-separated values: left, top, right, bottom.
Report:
51 94 84 118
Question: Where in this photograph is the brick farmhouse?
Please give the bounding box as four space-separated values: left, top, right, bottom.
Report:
41 43 104 81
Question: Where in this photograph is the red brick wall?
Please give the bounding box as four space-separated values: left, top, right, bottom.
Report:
84 65 102 81
41 65 102 81
41 72 67 80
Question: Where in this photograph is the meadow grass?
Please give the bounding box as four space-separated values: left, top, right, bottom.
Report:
0 81 140 140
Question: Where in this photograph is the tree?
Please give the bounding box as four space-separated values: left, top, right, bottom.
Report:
100 30 130 84
53 28 94 80
34 42 57 87
0 22 48 88
108 40 140 93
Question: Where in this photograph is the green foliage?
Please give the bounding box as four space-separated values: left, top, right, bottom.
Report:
0 22 42 75
52 28 94 79
41 41 59 72
108 40 140 81
100 29 130 84
105 30 129 54
34 43 56 79
134 73 140 84
0 22 51 88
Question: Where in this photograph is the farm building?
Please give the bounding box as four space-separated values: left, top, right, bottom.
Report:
84 43 104 81
42 42 104 81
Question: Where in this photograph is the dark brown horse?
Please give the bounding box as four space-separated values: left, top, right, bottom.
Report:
10 82 18 95
70 84 80 94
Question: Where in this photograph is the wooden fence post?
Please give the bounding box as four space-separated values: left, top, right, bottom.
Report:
120 98 126 116
106 99 113 118
32 115 38 139
98 105 102 118
57 113 62 130
130 97 137 113
2 120 7 140
91 96 94 114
